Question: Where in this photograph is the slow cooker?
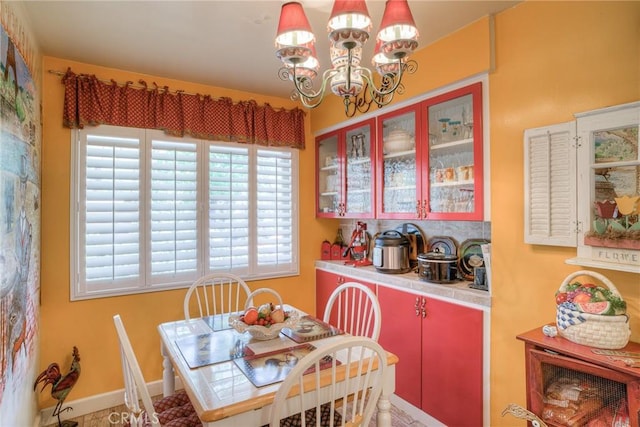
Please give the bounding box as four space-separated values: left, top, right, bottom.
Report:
417 252 458 283
372 230 412 274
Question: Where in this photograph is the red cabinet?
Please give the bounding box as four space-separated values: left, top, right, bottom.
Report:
316 82 485 221
315 269 376 323
316 119 376 218
375 82 484 220
423 82 484 220
376 104 423 219
377 285 484 426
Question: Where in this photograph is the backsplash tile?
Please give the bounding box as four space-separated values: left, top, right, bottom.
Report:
339 219 490 252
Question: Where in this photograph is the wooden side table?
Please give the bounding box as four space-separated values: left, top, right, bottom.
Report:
517 326 640 427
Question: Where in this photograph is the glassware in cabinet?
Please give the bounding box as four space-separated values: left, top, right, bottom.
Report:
344 124 375 217
376 105 421 219
316 119 376 218
317 133 340 216
425 82 483 220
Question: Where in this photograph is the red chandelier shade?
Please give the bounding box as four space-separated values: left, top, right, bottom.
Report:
274 0 419 115
329 0 371 21
377 0 418 42
275 2 315 47
328 0 372 32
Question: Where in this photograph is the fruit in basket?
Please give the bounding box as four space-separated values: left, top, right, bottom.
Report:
271 308 285 323
239 303 289 327
555 281 626 315
572 292 592 304
576 301 611 315
258 303 273 318
242 307 259 325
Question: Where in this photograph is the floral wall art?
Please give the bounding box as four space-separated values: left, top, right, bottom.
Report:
0 1 41 424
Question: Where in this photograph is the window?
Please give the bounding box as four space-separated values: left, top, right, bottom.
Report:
523 101 639 274
71 125 299 299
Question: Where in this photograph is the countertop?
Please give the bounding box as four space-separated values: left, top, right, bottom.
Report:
316 260 491 309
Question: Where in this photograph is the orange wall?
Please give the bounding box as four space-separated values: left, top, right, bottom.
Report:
489 2 639 424
307 2 640 425
39 57 337 406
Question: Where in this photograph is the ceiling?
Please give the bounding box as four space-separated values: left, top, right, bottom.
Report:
20 1 520 99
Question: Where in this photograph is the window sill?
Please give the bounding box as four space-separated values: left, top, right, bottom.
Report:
565 256 640 274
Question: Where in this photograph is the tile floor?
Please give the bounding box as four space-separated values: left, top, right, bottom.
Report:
46 396 429 427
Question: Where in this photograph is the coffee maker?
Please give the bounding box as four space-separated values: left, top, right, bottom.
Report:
343 221 372 267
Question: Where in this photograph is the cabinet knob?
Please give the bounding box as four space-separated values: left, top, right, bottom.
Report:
421 307 427 318
414 297 421 316
415 201 422 218
422 200 429 219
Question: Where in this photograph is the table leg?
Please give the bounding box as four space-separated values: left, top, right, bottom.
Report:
377 362 395 427
376 394 392 427
161 341 175 397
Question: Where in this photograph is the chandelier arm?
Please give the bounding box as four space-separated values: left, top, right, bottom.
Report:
283 65 340 109
367 60 418 108
371 61 405 98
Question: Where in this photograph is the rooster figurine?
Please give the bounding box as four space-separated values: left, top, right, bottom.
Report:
34 347 81 427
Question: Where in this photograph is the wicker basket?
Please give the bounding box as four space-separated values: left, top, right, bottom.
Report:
228 288 299 340
556 270 630 349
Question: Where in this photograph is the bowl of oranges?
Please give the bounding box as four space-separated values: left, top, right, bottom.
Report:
228 288 299 340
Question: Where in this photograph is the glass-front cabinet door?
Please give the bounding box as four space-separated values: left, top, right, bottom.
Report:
424 82 484 220
376 105 421 219
317 132 340 216
316 119 375 218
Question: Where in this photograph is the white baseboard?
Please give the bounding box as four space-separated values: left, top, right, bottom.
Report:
38 377 183 426
389 394 446 427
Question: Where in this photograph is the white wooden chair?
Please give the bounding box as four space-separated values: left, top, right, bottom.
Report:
113 314 201 427
183 272 251 320
323 282 382 341
268 336 388 427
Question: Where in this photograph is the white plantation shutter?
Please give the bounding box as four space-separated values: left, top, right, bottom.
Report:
72 126 299 299
149 136 199 280
208 146 250 272
524 122 577 246
75 127 144 294
256 150 294 271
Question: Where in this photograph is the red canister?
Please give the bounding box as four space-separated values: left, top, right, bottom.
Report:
321 240 331 260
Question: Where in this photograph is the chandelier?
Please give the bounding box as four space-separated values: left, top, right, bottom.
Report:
275 0 419 117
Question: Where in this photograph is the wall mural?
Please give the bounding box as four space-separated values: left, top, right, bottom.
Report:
0 17 40 425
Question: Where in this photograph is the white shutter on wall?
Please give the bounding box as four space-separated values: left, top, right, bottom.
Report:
256 149 295 271
149 137 199 279
81 129 143 287
524 122 577 246
73 126 300 299
208 145 250 271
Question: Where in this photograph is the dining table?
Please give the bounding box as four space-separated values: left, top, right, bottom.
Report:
157 308 398 427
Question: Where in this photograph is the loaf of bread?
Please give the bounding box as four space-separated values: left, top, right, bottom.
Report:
586 399 630 427
541 377 604 426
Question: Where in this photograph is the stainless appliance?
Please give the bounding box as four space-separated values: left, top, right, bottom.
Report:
417 251 458 283
372 230 412 274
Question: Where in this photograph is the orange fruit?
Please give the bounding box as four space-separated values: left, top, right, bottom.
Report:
573 293 591 304
243 308 259 325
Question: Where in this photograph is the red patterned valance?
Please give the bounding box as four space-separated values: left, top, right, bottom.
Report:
61 69 306 149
